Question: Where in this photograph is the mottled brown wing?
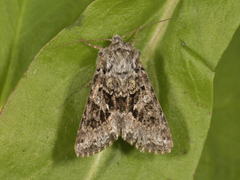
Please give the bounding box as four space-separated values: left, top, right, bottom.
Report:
75 66 120 157
121 62 173 154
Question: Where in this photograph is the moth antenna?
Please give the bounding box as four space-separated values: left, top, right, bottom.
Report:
79 37 104 50
54 38 111 49
83 38 112 42
122 17 176 45
130 26 141 45
53 40 83 49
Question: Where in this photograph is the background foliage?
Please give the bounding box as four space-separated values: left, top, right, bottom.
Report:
195 25 240 180
0 0 239 179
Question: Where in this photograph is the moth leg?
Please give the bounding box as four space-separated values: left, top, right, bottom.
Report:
84 81 92 88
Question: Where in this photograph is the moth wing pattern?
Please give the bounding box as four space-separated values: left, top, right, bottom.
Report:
74 62 119 157
75 35 173 157
121 61 173 154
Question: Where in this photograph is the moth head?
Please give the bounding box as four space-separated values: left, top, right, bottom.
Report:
111 35 125 46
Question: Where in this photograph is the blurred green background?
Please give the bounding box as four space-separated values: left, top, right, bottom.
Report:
195 25 240 180
0 0 239 179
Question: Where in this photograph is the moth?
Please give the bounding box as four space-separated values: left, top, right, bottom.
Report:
74 18 174 157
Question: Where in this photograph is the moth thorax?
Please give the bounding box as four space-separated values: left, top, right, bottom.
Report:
106 73 136 92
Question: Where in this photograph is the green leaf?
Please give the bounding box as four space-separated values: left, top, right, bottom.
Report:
0 0 240 179
0 0 94 108
195 25 240 180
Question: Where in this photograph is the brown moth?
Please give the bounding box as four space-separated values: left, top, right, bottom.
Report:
74 18 174 157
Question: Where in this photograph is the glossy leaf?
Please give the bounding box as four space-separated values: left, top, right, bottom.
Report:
195 25 240 180
1 0 240 179
0 0 94 107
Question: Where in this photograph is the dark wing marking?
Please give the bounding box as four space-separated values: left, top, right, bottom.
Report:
75 64 120 157
121 62 173 154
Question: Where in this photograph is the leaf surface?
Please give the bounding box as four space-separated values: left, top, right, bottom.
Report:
1 0 240 179
0 0 94 107
195 25 240 180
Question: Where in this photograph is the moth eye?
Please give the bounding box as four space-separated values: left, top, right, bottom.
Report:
98 52 103 56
